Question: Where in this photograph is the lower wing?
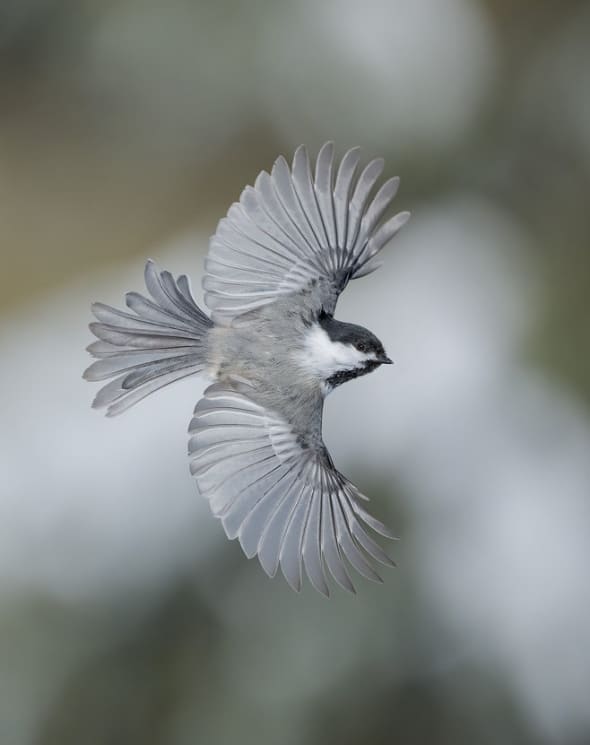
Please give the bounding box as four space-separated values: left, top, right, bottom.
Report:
188 381 395 595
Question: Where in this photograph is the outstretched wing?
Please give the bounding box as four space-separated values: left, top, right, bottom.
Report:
188 382 395 595
203 142 410 324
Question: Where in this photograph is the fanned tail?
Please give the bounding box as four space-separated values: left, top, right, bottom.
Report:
84 260 213 417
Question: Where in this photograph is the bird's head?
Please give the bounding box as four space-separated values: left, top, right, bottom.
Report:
297 312 392 393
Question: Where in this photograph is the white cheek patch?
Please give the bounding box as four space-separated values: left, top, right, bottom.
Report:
296 325 376 379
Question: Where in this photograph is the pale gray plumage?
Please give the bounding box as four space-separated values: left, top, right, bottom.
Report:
187 381 395 594
85 143 410 595
84 261 213 417
204 142 409 323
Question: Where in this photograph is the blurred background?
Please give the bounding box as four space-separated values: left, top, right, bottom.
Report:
1 1 590 743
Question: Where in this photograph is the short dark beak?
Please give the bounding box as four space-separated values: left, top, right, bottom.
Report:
378 355 393 365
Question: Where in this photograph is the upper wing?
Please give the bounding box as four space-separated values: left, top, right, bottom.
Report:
188 381 395 595
203 142 410 324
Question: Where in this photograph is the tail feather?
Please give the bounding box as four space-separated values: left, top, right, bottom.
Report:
84 348 196 381
84 260 213 416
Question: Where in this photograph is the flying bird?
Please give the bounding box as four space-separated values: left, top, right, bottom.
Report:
84 143 410 595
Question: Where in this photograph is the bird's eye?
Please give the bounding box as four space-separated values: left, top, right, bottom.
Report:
356 341 368 353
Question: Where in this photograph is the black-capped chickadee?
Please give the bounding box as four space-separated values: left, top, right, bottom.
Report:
84 143 410 595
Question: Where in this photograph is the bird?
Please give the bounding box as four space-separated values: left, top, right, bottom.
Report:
84 142 410 595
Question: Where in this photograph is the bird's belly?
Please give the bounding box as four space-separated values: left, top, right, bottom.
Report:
208 324 297 384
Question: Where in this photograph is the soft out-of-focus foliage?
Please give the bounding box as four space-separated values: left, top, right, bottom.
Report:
1 2 589 744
